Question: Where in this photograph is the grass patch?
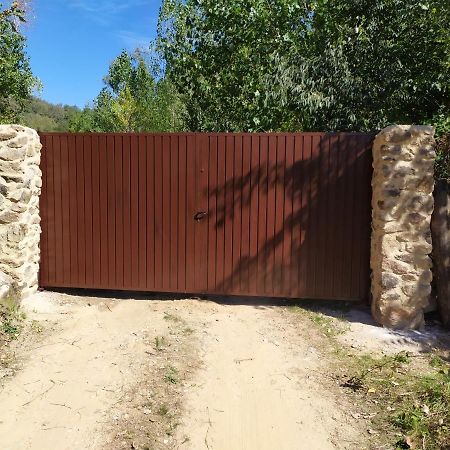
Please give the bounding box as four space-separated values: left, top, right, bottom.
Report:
343 352 450 449
290 305 349 337
163 312 182 323
165 420 180 436
392 361 450 449
0 292 24 377
164 366 178 384
0 293 24 342
154 336 167 351
157 404 169 416
287 304 450 449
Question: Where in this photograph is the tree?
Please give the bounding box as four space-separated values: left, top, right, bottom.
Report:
20 97 80 131
158 0 449 132
157 0 309 131
70 50 186 132
0 1 37 122
273 0 450 131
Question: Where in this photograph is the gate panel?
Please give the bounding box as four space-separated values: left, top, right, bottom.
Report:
193 133 373 299
39 132 373 300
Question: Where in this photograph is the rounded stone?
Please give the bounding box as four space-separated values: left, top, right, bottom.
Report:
383 188 401 197
384 260 410 275
387 129 412 143
401 274 417 282
415 177 434 194
381 273 399 290
407 213 426 224
0 210 20 224
0 129 17 141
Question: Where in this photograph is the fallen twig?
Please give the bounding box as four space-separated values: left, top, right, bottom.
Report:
204 406 212 450
22 380 56 407
234 357 254 364
50 402 72 409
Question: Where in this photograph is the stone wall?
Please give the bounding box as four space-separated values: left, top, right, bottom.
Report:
0 125 42 301
371 125 436 329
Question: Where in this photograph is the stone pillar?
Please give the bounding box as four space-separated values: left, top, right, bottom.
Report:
371 125 436 329
0 125 42 300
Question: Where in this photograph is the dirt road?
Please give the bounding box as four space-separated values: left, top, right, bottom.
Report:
0 292 363 450
178 302 360 450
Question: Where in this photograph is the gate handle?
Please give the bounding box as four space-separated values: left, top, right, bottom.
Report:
194 211 208 221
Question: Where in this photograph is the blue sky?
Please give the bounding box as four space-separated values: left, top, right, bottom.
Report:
25 0 161 108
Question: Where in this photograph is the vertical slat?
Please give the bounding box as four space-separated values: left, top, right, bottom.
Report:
292 135 303 297
45 136 56 285
185 135 196 292
248 135 260 294
60 136 70 285
194 133 209 291
114 135 124 289
300 135 311 297
207 136 218 291
98 135 108 287
265 135 277 296
231 135 243 293
91 135 101 287
313 134 324 297
352 136 366 299
274 135 286 295
67 135 78 286
52 136 64 285
331 134 345 297
339 135 355 298
146 135 155 289
215 135 226 292
257 135 269 294
283 135 294 296
348 135 363 299
316 135 330 298
138 135 147 290
130 135 139 288
106 135 116 288
177 136 187 291
169 136 179 290
122 136 132 288
84 135 94 287
323 134 337 297
161 135 171 289
75 135 86 286
123 135 133 289
240 135 251 293
306 135 318 296
223 135 234 293
38 135 48 286
153 135 164 289
359 137 373 300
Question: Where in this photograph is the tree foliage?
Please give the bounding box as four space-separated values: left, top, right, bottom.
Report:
0 1 37 123
70 51 186 132
158 0 450 132
19 97 80 131
275 0 450 131
158 0 309 131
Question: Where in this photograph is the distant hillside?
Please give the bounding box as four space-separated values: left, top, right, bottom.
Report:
19 97 80 132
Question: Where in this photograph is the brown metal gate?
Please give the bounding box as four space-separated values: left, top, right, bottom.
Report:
39 132 374 300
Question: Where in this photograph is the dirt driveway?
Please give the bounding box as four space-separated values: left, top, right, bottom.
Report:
0 291 366 450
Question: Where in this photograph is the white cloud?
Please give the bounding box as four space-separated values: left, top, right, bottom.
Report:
116 30 150 49
68 0 153 24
